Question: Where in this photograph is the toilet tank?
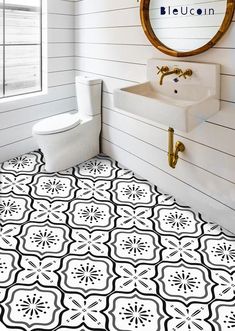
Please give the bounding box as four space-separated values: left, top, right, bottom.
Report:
75 76 102 117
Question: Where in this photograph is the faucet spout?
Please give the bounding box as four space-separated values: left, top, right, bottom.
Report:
160 68 181 85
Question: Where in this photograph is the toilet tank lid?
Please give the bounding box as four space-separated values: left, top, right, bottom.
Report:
76 75 102 85
33 113 81 135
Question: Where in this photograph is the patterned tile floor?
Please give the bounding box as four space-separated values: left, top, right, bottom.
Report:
0 150 235 331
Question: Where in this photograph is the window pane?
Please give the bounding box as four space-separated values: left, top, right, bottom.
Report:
5 0 40 44
5 45 41 97
0 46 3 98
0 0 3 44
5 0 40 7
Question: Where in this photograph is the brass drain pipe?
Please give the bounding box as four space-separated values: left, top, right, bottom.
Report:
168 128 185 168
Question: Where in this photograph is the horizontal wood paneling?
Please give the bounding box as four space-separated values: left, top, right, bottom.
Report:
48 57 74 72
75 0 138 15
74 23 235 48
0 97 76 130
75 0 235 232
48 0 75 15
48 43 74 57
102 107 235 183
48 70 74 87
75 42 235 75
0 84 75 113
48 14 75 29
0 0 76 160
75 7 140 29
48 29 75 43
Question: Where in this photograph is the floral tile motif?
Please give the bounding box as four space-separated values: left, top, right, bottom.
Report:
59 254 116 295
0 150 235 331
166 302 212 331
203 222 224 236
157 193 176 205
1 284 65 330
67 198 116 230
0 251 20 288
116 206 153 230
153 203 204 236
31 199 68 224
106 292 167 331
211 270 235 300
0 174 32 195
18 256 60 286
160 235 201 263
211 300 235 331
18 221 72 257
115 166 135 180
0 224 21 249
112 177 159 206
156 261 214 303
62 293 106 329
115 263 156 293
0 151 43 174
70 229 109 256
31 174 77 201
76 178 111 201
0 194 31 224
200 234 235 271
108 228 161 264
75 155 118 180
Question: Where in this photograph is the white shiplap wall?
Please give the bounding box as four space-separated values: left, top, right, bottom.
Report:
74 0 235 233
0 0 76 162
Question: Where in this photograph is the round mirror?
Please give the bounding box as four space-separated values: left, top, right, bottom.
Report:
140 0 235 56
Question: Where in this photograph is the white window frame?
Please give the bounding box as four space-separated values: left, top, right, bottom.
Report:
0 0 47 103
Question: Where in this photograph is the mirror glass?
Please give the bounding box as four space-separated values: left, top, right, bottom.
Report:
148 0 228 52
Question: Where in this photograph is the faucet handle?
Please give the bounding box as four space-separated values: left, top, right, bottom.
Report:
174 68 183 75
179 69 193 79
157 65 169 75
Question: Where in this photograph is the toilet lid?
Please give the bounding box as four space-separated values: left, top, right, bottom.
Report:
33 113 81 135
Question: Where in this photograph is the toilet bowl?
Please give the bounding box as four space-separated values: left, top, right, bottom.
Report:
32 76 102 172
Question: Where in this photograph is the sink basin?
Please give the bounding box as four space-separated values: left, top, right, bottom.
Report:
114 59 220 132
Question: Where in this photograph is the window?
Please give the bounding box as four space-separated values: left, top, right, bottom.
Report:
0 0 44 100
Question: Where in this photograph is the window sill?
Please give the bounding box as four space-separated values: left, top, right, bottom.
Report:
0 88 48 106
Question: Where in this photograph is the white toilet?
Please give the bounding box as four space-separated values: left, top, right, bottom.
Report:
32 76 102 172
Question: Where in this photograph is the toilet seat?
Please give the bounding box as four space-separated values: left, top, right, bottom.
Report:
33 113 81 135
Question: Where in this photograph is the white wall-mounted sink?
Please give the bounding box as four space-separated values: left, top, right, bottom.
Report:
114 59 220 132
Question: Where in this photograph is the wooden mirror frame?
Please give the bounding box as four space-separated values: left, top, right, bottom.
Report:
140 0 235 57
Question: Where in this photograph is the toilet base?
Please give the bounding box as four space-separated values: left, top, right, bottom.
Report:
44 139 100 173
34 116 101 173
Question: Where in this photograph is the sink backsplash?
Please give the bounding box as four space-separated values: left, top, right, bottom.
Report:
147 59 220 97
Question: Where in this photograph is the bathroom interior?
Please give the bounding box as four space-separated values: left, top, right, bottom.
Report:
0 0 235 330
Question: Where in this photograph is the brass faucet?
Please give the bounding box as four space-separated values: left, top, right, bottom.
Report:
168 128 185 168
159 67 182 85
157 65 169 75
179 69 193 79
157 65 193 85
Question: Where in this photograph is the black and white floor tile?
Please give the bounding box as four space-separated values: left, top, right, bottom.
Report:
0 150 235 331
